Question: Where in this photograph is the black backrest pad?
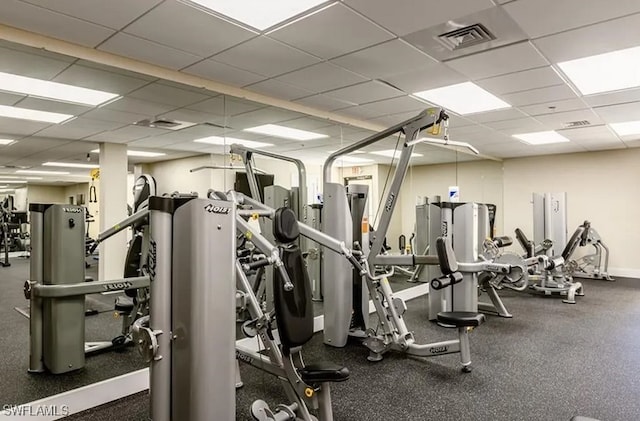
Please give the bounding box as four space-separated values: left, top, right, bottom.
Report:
273 207 300 244
436 237 458 274
123 235 143 297
273 246 313 350
562 226 585 259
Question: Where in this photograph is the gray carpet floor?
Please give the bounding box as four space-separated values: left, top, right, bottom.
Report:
2 257 639 420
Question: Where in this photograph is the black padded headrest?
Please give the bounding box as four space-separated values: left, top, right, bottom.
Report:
435 237 458 275
273 207 299 244
562 226 585 259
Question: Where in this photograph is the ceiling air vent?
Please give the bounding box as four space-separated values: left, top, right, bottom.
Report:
563 120 591 128
134 118 195 131
436 23 496 51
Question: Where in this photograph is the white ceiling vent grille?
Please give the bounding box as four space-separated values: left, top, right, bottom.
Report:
437 24 496 51
563 120 591 128
134 118 195 131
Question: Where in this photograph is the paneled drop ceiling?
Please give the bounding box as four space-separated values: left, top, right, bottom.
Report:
0 0 638 186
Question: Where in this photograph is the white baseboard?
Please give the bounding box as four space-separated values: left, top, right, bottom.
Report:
608 267 640 279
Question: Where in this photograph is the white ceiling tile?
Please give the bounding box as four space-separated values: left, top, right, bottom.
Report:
533 13 640 63
163 142 212 152
620 139 640 148
325 81 403 105
331 39 437 79
534 109 603 129
583 142 626 151
182 59 265 87
446 42 548 80
13 97 92 116
187 96 265 116
270 3 393 59
294 94 356 111
128 137 185 148
475 66 565 96
504 0 640 39
0 0 114 47
128 82 210 107
99 33 201 70
246 79 313 101
485 117 546 134
0 117 51 136
0 92 24 106
593 102 640 123
228 107 305 130
124 1 255 57
143 125 227 144
86 125 167 143
53 64 151 95
382 64 467 94
156 108 218 125
559 125 620 143
277 117 333 131
212 37 320 78
81 108 150 125
344 0 494 36
502 85 577 107
339 95 427 119
366 110 426 127
519 98 587 116
582 88 640 108
276 63 368 92
0 46 73 79
22 0 162 30
469 108 528 124
104 97 177 116
35 117 126 139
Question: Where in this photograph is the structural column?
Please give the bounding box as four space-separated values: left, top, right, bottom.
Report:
98 143 128 281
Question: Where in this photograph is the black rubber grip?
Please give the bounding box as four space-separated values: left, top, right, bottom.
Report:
246 259 270 270
493 236 513 247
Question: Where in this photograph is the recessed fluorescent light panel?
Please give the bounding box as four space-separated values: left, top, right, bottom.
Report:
558 46 640 95
15 170 71 175
0 71 119 106
413 82 510 115
0 105 73 124
609 121 640 136
193 136 273 148
186 0 327 30
244 124 328 141
335 156 374 164
90 149 166 157
0 139 14 145
512 131 570 145
370 150 423 158
43 162 100 169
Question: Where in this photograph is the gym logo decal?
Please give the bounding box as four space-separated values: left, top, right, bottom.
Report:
429 345 449 354
204 204 231 214
148 239 157 281
62 208 83 213
384 193 395 212
104 281 133 291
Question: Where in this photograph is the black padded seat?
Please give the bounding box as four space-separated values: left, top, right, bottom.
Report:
299 363 350 384
115 296 134 313
437 311 485 327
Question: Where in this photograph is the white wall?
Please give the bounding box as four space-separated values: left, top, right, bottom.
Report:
26 185 67 204
503 148 640 277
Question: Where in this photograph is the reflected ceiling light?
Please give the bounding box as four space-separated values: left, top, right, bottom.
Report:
0 180 28 184
558 46 640 95
0 139 15 145
413 82 510 115
609 121 640 136
193 136 273 148
15 170 71 175
370 150 423 158
185 0 327 30
90 149 167 157
0 71 120 106
0 105 73 124
244 124 328 141
43 162 100 169
512 131 570 145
